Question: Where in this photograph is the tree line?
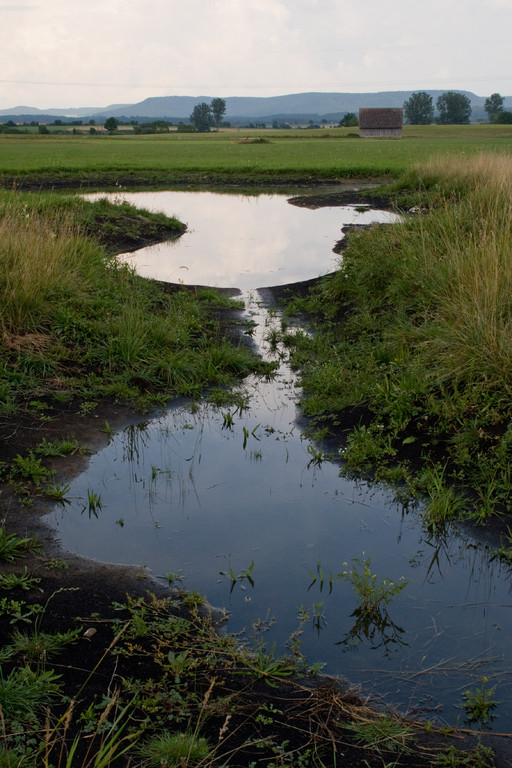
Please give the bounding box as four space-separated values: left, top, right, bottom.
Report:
403 91 512 125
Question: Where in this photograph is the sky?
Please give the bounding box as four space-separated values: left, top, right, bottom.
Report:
0 0 511 111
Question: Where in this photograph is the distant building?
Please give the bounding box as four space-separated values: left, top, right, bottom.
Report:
358 108 403 138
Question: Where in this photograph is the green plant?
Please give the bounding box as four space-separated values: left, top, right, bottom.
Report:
0 597 44 625
0 666 62 723
34 437 84 457
462 678 499 724
239 644 296 688
219 560 255 593
85 489 102 517
8 627 81 664
137 730 211 767
340 555 407 617
0 527 39 562
0 568 40 591
342 714 412 755
42 482 71 502
433 745 495 768
10 453 53 486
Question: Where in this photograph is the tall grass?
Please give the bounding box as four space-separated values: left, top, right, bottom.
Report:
0 191 260 412
287 152 512 520
0 205 104 334
376 154 512 390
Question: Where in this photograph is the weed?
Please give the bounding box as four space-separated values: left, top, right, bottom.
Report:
462 678 499 725
340 555 407 616
44 557 69 570
8 627 81 665
34 437 84 457
0 568 40 592
163 569 184 586
219 560 255 593
0 527 40 562
42 482 71 502
342 714 413 755
137 730 211 767
239 644 296 687
433 745 495 768
10 453 53 486
84 489 102 517
306 444 327 468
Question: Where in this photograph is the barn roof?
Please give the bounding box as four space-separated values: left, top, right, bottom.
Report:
358 108 403 129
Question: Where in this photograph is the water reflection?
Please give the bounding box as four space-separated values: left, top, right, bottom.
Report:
85 190 397 288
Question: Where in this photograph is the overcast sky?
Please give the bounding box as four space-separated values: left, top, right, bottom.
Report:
0 0 511 111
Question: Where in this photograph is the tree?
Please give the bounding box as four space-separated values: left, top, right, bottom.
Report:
484 93 504 122
494 110 512 124
403 92 434 125
211 98 226 131
436 92 472 124
339 112 358 127
189 103 213 133
104 117 119 134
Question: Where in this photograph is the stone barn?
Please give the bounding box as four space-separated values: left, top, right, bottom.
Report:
358 108 403 138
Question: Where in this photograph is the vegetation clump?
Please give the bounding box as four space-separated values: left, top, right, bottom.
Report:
0 190 261 417
284 153 512 525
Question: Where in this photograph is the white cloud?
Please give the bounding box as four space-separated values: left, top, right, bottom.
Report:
0 0 510 109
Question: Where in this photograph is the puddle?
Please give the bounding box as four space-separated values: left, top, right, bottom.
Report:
46 191 511 728
85 189 397 288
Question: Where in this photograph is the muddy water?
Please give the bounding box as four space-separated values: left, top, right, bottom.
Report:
46 191 511 728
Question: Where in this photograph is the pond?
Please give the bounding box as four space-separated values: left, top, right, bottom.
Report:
46 190 511 729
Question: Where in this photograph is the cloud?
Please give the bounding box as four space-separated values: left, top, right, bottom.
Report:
0 0 510 109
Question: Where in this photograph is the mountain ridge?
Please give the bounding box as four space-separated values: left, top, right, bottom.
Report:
2 90 510 123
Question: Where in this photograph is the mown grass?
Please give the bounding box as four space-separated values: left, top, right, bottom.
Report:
284 152 512 526
1 124 512 186
0 190 261 416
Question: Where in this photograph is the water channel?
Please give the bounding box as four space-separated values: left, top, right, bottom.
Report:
46 190 511 728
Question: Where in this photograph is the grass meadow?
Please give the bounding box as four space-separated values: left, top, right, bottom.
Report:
1 124 512 182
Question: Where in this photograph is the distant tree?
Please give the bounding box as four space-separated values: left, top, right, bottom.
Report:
339 112 358 127
484 93 504 122
436 92 472 124
211 98 226 130
403 92 434 125
89 126 97 134
38 123 49 134
190 103 213 133
104 117 119 134
494 110 512 124
177 122 196 133
89 119 96 126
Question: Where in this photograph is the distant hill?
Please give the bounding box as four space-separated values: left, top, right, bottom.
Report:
2 91 511 125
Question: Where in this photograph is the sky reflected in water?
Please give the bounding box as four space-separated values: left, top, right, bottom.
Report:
85 190 397 288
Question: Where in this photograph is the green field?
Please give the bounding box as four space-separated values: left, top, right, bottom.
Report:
1 124 512 184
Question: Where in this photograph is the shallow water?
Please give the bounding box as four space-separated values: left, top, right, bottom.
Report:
47 191 511 728
85 189 397 288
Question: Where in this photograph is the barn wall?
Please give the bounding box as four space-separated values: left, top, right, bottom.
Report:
359 128 403 138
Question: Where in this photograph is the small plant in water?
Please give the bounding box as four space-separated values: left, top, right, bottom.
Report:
84 489 102 517
462 677 499 725
340 555 407 617
219 561 255 593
